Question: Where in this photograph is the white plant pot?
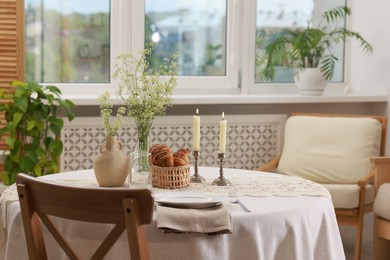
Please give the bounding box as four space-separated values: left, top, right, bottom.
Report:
294 68 329 96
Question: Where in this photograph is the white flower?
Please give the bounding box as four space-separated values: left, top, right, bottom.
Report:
98 91 127 136
112 43 178 130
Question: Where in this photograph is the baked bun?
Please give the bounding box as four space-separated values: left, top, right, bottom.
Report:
173 148 190 167
149 144 174 167
149 144 166 155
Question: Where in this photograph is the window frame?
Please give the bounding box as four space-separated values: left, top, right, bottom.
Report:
33 0 122 96
28 0 351 99
132 0 241 94
242 0 350 95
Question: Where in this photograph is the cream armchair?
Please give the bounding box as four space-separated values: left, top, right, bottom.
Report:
372 157 390 260
258 113 387 260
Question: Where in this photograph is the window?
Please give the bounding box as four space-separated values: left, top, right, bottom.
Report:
138 0 239 92
145 0 227 77
254 0 346 85
24 0 349 98
25 0 110 83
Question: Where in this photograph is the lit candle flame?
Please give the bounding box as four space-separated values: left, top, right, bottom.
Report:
222 112 225 120
196 108 199 116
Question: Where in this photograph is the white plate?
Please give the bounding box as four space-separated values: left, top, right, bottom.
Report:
154 192 227 209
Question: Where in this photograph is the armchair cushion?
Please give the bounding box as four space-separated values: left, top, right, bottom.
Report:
277 116 382 184
321 183 375 209
374 183 390 221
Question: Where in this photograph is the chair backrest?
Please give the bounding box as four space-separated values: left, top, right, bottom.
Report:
277 113 387 184
16 173 154 260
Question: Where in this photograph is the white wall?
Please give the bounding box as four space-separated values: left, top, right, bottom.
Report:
349 1 390 92
348 1 390 154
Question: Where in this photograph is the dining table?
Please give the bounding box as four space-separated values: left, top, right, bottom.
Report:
0 167 345 260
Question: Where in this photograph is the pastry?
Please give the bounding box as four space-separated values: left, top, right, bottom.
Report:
149 145 190 167
173 148 190 167
149 144 174 167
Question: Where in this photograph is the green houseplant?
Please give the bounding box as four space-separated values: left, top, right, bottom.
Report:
262 5 373 93
256 30 294 83
0 81 75 185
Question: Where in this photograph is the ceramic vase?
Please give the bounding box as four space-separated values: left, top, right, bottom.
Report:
93 136 130 187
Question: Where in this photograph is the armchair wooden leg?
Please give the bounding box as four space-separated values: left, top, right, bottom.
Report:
354 215 364 260
350 183 371 260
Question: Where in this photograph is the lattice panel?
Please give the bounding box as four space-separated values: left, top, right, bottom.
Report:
61 115 286 172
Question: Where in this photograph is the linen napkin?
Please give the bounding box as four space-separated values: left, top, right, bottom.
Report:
156 204 232 235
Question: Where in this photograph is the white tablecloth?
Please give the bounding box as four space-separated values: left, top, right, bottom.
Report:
0 168 345 260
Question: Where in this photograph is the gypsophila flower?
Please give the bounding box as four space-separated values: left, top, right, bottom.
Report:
112 42 178 149
98 91 127 136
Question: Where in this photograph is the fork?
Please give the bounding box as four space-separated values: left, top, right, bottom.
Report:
228 191 251 213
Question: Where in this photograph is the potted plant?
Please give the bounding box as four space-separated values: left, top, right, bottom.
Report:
0 81 75 185
261 5 373 95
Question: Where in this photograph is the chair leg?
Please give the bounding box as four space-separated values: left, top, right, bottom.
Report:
354 215 364 260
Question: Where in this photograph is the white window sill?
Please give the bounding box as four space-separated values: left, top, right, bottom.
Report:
65 91 387 106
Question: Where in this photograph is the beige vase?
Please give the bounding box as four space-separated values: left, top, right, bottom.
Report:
93 136 130 187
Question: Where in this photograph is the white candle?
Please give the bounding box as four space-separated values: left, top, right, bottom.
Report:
193 108 200 151
219 112 227 153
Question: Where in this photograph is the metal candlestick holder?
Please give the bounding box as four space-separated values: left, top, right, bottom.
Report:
190 151 206 183
212 153 231 186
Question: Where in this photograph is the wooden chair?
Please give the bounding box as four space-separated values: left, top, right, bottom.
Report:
258 113 387 260
16 173 154 260
372 157 390 260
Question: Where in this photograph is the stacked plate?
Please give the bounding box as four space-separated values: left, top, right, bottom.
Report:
154 192 227 209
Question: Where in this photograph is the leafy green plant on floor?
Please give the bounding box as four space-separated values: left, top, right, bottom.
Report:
0 81 75 185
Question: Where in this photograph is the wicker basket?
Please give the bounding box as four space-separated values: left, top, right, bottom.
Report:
150 164 191 189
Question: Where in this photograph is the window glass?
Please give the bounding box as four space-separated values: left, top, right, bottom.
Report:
25 0 110 83
255 0 346 83
145 0 227 76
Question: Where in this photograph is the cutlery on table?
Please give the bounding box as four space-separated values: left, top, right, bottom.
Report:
228 191 251 213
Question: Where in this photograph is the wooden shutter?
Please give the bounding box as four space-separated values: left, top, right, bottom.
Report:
0 0 25 175
0 0 24 86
